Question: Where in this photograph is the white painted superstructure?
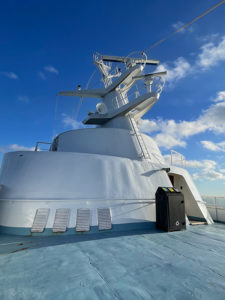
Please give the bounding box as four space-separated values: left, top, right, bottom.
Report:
0 53 212 234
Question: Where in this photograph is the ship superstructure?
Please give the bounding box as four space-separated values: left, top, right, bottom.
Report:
0 53 212 235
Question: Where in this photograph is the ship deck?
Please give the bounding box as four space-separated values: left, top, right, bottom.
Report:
0 223 225 299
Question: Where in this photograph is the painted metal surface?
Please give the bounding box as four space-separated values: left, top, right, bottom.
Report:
57 127 140 159
169 166 213 224
0 151 170 229
0 224 225 299
0 150 212 231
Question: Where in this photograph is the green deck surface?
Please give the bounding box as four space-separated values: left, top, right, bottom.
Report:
0 223 225 299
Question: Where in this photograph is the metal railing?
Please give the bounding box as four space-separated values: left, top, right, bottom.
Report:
111 76 164 111
170 150 186 168
112 85 146 110
35 141 52 152
202 196 225 223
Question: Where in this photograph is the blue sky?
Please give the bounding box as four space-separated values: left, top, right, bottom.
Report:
0 0 225 195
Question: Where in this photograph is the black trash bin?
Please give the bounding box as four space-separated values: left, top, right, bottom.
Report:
155 187 186 232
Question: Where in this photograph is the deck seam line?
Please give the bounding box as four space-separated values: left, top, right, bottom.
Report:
76 246 122 300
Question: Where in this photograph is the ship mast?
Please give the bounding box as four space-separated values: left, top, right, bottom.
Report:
58 52 166 126
58 53 166 162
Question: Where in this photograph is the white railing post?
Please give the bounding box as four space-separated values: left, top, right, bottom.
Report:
215 196 218 222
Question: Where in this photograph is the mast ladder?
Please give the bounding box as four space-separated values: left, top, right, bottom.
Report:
129 116 151 160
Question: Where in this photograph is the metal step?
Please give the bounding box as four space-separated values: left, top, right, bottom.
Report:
31 208 49 233
98 208 112 230
130 116 151 160
189 220 207 226
52 208 70 233
76 209 90 232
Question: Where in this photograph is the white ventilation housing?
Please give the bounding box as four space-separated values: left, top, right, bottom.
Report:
76 209 90 232
52 208 70 233
98 208 112 230
31 208 49 233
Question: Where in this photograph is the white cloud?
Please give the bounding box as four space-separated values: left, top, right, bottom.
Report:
137 119 158 133
198 36 225 69
1 71 18 79
213 91 225 102
0 144 34 153
193 169 225 181
38 71 46 80
154 131 186 149
18 96 30 103
200 100 225 134
197 33 219 43
187 159 217 170
44 65 59 75
156 35 225 87
156 57 191 85
62 113 83 129
139 91 225 149
140 118 203 149
201 140 225 152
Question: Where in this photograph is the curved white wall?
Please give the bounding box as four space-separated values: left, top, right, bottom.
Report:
0 151 170 201
57 128 138 159
55 128 165 165
169 166 213 224
0 151 172 228
142 134 165 165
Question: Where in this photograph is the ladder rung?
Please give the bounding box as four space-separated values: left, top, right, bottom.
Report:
130 116 151 160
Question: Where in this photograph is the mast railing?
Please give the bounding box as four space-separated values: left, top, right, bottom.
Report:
170 150 186 168
35 141 52 151
202 196 225 223
111 82 158 110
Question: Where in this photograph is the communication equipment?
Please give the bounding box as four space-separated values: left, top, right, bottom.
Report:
96 102 108 114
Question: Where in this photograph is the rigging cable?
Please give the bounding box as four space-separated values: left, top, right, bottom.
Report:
143 0 225 52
